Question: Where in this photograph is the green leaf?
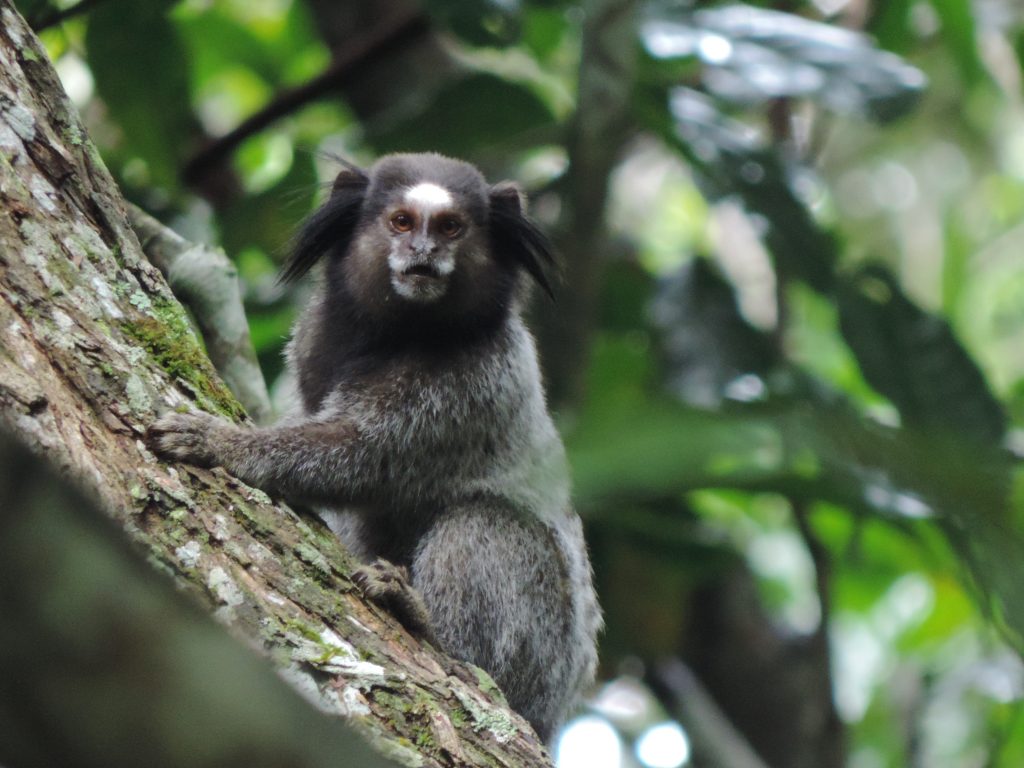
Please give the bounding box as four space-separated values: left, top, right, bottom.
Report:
1014 26 1024 76
929 0 986 87
869 0 915 54
85 0 193 191
370 73 557 156
786 284 885 409
650 258 776 406
568 370 1024 654
248 301 296 385
598 260 655 334
174 10 280 85
642 3 927 122
523 6 571 61
837 265 1006 444
173 3 323 88
219 151 318 262
658 89 839 292
421 0 521 47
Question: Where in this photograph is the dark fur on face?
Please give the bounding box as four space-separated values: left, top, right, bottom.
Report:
280 153 555 329
280 153 557 412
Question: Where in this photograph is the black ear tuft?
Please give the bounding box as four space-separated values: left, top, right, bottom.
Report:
488 182 558 300
278 164 370 284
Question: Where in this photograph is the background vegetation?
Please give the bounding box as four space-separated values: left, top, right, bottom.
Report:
12 0 1024 764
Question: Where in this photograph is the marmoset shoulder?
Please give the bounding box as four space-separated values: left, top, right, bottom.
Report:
150 152 601 742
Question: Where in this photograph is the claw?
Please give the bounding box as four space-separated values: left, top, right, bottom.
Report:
352 558 435 642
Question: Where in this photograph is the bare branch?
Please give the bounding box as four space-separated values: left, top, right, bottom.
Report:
647 658 772 768
30 0 104 32
181 10 430 187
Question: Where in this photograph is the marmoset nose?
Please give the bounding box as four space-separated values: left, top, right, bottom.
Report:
410 236 437 257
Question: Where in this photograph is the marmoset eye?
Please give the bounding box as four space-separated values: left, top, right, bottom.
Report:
390 211 414 232
437 217 462 238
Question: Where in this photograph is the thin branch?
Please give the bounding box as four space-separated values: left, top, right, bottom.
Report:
535 0 641 410
766 96 794 348
791 498 846 761
182 9 430 187
791 499 832 633
30 0 105 32
646 658 772 768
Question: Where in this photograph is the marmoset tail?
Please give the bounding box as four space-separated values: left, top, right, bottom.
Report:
150 152 601 742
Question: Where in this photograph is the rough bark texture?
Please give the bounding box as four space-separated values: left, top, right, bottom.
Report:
0 431 397 768
0 4 552 766
127 204 273 425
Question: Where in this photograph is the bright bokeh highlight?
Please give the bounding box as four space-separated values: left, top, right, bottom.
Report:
635 721 691 768
555 716 623 768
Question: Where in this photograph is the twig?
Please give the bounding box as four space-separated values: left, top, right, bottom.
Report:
791 499 832 631
766 96 794 348
182 10 430 187
534 0 640 409
646 658 772 768
791 498 845 759
30 0 105 32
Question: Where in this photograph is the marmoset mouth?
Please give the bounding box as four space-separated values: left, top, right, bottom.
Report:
402 264 442 279
392 263 448 302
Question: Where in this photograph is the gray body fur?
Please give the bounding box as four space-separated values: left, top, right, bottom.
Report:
151 153 601 742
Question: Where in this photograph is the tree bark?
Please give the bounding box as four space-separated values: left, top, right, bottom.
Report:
535 0 640 410
0 430 397 768
127 204 273 425
0 3 551 766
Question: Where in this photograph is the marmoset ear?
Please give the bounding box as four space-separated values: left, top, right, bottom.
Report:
279 162 370 284
488 181 557 300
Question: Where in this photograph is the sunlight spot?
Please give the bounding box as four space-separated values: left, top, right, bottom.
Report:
55 52 94 107
724 374 766 402
556 716 622 768
873 162 918 211
590 677 650 721
698 33 733 64
636 722 691 768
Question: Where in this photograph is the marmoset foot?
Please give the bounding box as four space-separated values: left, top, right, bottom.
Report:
352 558 436 643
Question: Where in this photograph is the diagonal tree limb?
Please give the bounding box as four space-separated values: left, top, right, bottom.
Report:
29 0 105 32
0 428 399 768
0 3 551 765
181 9 430 187
647 658 771 768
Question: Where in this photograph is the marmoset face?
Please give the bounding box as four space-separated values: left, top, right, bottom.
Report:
340 155 506 319
280 153 554 332
378 181 486 304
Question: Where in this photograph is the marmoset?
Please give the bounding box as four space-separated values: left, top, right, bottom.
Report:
150 153 601 742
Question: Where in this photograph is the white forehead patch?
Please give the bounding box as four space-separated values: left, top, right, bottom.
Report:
404 183 453 208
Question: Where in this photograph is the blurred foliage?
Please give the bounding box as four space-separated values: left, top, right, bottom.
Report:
18 0 1024 764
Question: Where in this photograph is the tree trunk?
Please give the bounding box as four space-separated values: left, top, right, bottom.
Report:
0 3 551 766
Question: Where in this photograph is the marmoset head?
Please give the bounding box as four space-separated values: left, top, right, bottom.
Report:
281 153 555 328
